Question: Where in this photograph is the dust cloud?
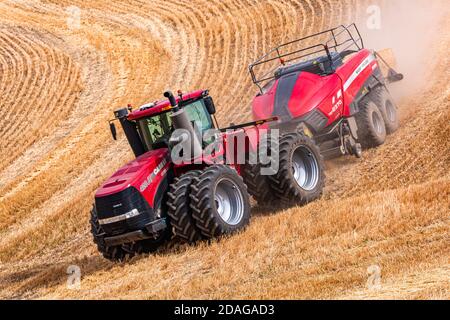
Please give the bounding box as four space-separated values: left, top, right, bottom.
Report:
357 0 449 99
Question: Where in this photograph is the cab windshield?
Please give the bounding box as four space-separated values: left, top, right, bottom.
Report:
138 111 172 150
137 99 213 151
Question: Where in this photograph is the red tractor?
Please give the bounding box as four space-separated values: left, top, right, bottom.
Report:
92 89 325 261
91 24 402 261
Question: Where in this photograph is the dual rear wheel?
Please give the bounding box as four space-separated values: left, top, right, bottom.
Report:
169 133 326 244
268 133 325 206
243 133 325 207
168 165 251 243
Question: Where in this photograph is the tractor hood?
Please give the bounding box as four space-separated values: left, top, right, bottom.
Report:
95 148 170 198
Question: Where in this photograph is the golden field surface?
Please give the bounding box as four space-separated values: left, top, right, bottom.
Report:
0 0 449 299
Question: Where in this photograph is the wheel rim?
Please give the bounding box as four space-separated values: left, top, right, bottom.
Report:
372 111 383 134
214 178 244 225
386 100 396 123
292 146 320 191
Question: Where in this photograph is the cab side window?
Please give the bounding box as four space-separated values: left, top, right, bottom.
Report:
184 100 213 133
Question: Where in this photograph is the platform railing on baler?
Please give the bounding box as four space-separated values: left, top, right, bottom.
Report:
249 24 364 92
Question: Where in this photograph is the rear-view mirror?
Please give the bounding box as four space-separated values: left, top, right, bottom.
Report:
204 96 216 115
110 122 117 141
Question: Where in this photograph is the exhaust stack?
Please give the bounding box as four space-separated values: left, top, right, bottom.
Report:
164 91 203 162
114 108 146 157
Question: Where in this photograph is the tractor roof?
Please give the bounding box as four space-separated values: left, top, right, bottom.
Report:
128 90 206 120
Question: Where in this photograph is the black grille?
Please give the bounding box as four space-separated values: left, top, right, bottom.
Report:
95 187 154 235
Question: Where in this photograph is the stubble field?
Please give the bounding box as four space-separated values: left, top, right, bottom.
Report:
0 0 448 299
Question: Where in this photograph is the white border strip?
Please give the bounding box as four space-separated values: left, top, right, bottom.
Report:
343 54 375 92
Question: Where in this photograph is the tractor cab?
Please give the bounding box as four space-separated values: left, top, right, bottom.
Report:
93 88 323 262
135 95 215 151
110 90 217 157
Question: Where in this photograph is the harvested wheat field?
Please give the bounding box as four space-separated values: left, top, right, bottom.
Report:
0 0 449 299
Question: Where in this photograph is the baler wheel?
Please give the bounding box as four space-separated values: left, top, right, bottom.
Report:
355 98 387 149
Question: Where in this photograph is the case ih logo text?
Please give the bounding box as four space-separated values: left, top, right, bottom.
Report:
140 158 168 192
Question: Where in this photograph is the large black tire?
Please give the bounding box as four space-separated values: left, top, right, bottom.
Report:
371 86 399 134
190 165 251 239
355 98 387 149
121 231 169 256
167 170 204 243
241 163 276 206
268 133 325 206
90 206 129 262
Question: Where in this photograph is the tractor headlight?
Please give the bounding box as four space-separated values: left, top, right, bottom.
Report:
98 208 142 225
